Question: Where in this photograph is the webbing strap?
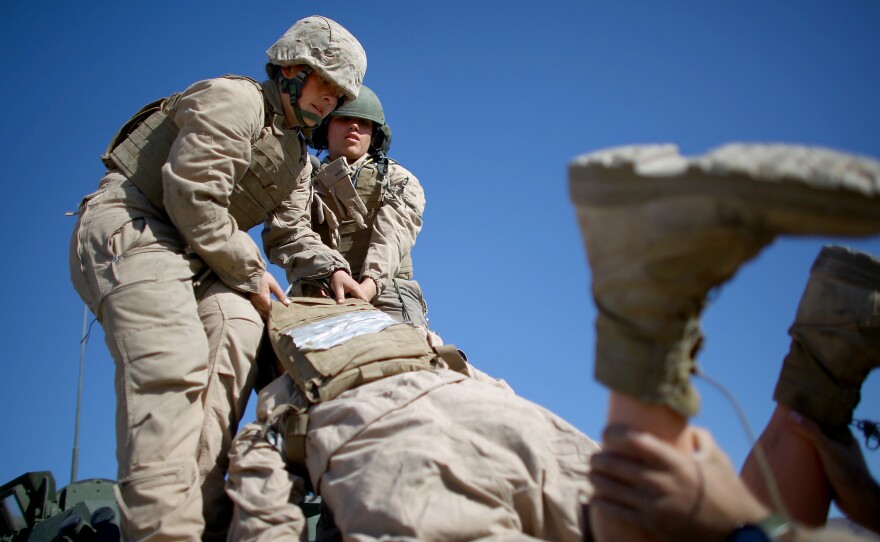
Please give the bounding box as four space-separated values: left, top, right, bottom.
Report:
314 357 436 403
283 412 310 466
433 345 469 375
260 401 308 463
277 347 468 466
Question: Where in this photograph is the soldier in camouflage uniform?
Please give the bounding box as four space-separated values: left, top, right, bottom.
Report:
296 84 432 330
68 16 366 541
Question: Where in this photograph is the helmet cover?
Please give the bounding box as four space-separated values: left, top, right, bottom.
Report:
267 15 366 101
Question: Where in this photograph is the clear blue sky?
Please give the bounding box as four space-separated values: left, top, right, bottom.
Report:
1 0 878 519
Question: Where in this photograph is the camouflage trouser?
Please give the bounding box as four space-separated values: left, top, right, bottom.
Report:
372 277 430 328
226 376 307 541
69 173 262 541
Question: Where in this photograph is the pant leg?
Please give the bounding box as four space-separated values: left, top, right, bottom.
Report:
70 174 209 541
226 423 308 542
196 280 264 541
103 280 209 542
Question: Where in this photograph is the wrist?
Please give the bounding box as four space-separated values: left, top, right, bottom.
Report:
360 277 378 300
727 514 798 542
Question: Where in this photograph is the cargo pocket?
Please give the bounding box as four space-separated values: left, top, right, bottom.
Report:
104 214 185 292
116 457 200 539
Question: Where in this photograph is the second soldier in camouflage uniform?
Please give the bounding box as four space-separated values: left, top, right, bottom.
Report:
277 85 433 330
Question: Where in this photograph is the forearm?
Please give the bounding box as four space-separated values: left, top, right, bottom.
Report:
174 212 267 293
163 77 267 292
361 186 423 293
263 180 350 283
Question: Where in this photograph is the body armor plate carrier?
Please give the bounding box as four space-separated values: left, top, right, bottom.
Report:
267 298 468 466
100 76 305 231
313 158 414 278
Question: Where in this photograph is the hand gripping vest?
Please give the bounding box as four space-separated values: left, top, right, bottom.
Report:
100 76 305 231
312 157 414 279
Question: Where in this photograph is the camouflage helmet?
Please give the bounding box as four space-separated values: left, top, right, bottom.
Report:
267 16 366 101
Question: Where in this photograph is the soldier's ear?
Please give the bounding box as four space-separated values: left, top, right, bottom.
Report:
373 124 392 154
279 65 304 79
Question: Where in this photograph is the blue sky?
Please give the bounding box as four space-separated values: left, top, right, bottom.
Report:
1 0 878 519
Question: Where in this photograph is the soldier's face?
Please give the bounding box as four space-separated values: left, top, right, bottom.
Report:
298 73 343 125
279 66 342 127
327 116 373 162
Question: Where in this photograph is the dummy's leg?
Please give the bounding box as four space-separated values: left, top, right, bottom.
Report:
742 245 880 526
569 144 880 541
226 423 308 542
196 281 264 541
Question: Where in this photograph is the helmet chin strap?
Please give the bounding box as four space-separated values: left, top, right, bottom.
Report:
278 66 323 127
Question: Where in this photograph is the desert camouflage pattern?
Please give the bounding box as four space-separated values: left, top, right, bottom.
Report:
266 15 367 101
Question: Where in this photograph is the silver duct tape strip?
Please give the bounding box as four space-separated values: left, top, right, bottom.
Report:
285 311 397 351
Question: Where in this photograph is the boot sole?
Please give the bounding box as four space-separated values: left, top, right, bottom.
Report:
569 143 880 236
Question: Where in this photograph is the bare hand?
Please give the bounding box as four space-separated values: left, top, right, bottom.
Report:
589 426 768 542
360 277 377 301
788 411 880 534
249 271 290 320
330 269 368 303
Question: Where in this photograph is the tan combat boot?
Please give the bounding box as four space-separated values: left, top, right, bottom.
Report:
569 143 880 417
773 245 880 441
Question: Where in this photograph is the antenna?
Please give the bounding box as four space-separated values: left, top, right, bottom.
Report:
71 303 88 484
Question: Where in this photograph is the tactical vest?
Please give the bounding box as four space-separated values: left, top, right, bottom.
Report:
266 297 468 466
100 75 305 231
269 297 438 404
313 159 414 278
